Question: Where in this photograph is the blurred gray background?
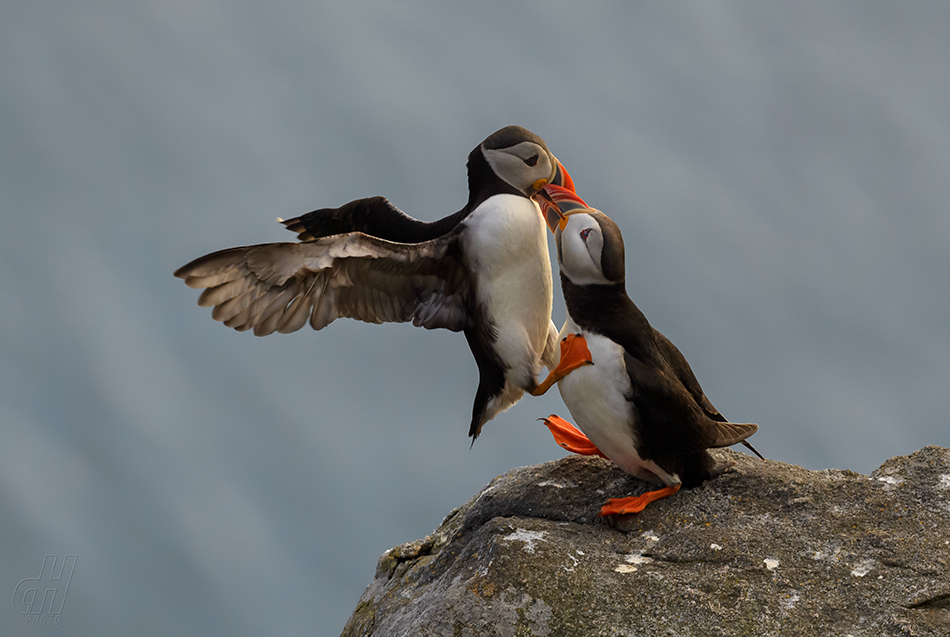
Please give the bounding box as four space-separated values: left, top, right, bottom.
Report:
3 1 949 635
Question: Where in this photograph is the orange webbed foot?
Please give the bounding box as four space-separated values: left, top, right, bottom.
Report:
541 415 608 459
531 333 593 396
598 484 682 516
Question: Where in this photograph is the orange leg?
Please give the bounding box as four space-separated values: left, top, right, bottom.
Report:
531 334 594 396
598 484 682 516
540 415 608 459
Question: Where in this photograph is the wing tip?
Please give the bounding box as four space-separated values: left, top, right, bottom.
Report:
709 420 760 450
741 438 765 460
278 216 315 241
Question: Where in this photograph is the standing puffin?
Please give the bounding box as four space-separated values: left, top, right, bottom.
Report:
533 185 762 515
175 126 574 441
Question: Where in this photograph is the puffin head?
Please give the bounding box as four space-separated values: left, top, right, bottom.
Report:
478 126 575 199
544 188 625 286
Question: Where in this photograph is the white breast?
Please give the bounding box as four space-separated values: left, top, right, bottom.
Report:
556 317 677 485
461 194 555 412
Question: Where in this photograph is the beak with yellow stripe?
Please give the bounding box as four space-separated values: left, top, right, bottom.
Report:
536 183 592 233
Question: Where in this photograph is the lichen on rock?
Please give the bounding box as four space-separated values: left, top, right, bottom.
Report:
341 446 950 636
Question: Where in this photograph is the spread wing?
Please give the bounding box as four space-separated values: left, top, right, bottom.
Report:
281 196 467 243
174 231 472 336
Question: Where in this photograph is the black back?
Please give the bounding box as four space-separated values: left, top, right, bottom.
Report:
562 276 737 487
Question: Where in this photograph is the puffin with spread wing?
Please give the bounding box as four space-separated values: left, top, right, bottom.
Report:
175 126 574 441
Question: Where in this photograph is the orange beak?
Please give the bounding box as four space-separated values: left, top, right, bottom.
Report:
533 159 580 232
553 159 575 193
537 183 591 233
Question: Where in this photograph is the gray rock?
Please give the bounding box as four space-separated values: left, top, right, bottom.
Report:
342 447 950 636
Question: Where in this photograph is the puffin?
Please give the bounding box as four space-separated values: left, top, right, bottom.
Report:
174 126 574 441
532 185 763 515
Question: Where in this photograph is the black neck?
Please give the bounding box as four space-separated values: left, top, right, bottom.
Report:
562 276 623 325
561 274 653 345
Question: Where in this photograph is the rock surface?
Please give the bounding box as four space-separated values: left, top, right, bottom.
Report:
342 447 950 636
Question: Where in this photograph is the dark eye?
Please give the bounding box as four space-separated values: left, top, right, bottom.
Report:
580 228 591 242
523 154 539 167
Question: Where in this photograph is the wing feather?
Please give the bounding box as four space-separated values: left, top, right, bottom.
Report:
211 290 252 323
310 283 336 331
623 351 757 455
175 231 472 336
198 278 251 308
251 287 299 334
257 308 283 337
706 421 759 448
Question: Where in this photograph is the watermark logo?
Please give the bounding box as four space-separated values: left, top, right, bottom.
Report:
12 555 77 625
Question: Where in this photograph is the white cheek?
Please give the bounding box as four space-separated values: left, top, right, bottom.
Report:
559 232 610 285
484 152 525 190
538 155 554 181
483 143 548 192
586 232 604 265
